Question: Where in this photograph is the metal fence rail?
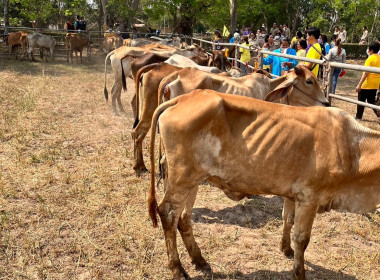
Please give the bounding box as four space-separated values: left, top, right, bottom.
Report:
189 37 380 111
1 27 379 111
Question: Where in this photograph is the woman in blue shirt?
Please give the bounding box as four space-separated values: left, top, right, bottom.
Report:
262 37 298 77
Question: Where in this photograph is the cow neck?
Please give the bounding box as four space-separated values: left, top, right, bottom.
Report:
292 84 326 105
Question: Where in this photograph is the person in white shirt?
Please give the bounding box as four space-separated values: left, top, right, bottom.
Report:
360 26 369 45
326 38 347 94
338 27 347 43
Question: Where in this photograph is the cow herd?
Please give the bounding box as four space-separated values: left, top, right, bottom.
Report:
101 38 380 280
3 33 380 279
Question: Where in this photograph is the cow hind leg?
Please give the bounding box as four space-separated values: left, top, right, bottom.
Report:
132 121 150 172
177 187 211 274
116 90 126 114
158 189 193 280
292 202 318 280
129 94 136 118
110 82 122 116
281 198 295 257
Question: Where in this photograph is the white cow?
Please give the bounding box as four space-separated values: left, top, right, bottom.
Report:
26 33 55 62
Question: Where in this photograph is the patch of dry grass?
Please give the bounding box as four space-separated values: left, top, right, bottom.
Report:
0 57 379 280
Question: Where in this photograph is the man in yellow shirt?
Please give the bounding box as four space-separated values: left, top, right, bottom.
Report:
304 27 321 77
355 42 380 119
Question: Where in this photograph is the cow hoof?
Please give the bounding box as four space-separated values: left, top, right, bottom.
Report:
194 260 212 274
172 267 190 280
133 164 148 173
282 247 294 258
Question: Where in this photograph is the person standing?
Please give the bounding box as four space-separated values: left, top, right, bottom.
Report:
338 27 347 43
229 30 240 43
262 37 298 77
360 26 369 45
330 34 337 48
296 39 307 57
270 23 278 36
239 36 251 75
304 27 322 77
326 38 346 94
283 24 291 39
322 35 330 54
334 27 340 37
213 29 223 50
291 31 304 50
355 42 380 119
65 18 75 33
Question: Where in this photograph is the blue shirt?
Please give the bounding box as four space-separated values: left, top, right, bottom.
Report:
325 42 330 54
229 37 236 43
263 48 298 77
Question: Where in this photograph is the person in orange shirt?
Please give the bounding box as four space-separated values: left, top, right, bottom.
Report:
355 42 380 119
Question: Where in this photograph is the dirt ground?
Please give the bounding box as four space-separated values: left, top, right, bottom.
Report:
0 56 379 280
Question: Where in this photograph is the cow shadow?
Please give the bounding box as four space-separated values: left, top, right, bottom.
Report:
192 195 283 229
191 262 358 279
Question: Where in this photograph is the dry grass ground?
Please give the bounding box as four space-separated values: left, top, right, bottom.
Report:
0 56 379 280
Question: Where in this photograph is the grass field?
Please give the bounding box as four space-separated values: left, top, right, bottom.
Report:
0 56 379 280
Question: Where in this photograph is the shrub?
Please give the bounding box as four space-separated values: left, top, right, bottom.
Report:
342 43 368 59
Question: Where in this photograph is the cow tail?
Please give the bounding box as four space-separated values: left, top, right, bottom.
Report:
104 50 115 101
149 99 179 228
157 71 179 105
133 63 161 129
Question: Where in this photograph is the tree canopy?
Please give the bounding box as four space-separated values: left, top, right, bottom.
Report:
1 0 379 42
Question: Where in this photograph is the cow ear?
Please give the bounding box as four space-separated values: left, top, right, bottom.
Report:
264 80 296 102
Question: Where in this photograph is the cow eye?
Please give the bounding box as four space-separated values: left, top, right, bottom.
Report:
306 79 313 84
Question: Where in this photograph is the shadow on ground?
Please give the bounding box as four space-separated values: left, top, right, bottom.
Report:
191 262 358 279
193 195 283 229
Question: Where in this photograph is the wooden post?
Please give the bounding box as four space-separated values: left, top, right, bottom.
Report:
258 52 263 70
327 64 334 104
87 31 91 62
234 44 238 67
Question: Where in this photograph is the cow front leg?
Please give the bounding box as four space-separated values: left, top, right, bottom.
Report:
129 94 136 118
158 191 192 280
281 197 295 257
178 187 211 274
292 202 318 280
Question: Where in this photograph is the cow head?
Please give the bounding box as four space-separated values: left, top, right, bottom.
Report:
3 34 9 45
264 65 329 107
187 43 207 57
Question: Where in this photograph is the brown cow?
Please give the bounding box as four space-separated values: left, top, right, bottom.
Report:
158 65 328 107
5 31 28 60
208 50 232 71
132 66 328 171
149 89 380 280
102 35 123 53
65 33 89 63
132 57 224 171
103 44 179 115
103 44 206 115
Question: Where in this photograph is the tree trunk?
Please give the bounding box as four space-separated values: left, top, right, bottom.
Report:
98 0 103 31
174 2 195 35
4 0 9 34
100 0 112 29
230 0 237 34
